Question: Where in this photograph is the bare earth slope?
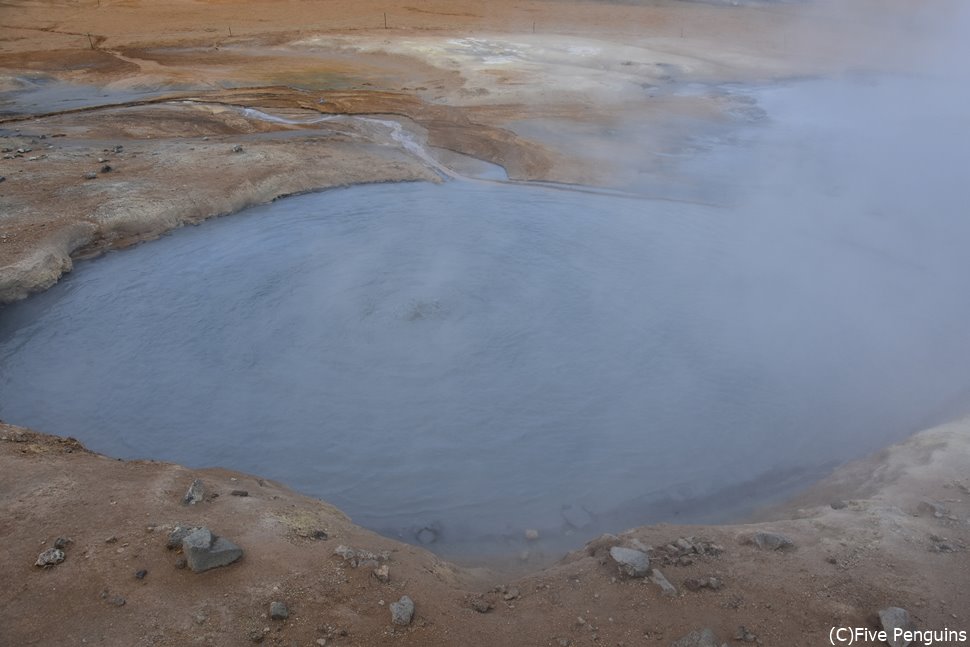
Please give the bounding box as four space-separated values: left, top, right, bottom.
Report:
1 420 968 646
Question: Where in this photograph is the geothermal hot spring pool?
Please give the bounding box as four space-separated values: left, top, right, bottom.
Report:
3 78 970 557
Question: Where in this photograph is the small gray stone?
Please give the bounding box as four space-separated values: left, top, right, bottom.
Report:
670 628 719 647
830 500 848 510
230 489 249 497
743 531 795 551
83 171 97 180
53 537 71 550
373 564 390 583
879 607 913 647
270 601 289 620
390 595 414 626
182 479 205 505
231 144 244 153
609 546 650 577
650 568 677 596
182 527 243 573
35 548 65 567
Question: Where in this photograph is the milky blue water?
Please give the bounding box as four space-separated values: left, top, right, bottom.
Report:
3 76 970 555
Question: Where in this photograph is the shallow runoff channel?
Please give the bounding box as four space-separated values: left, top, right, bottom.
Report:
3 76 970 558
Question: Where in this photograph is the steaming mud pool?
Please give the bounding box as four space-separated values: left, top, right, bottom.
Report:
3 177 970 555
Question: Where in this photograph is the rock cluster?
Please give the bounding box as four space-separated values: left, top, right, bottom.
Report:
334 544 389 568
654 536 724 567
928 534 965 553
35 536 71 567
463 594 493 613
741 531 795 551
684 576 723 592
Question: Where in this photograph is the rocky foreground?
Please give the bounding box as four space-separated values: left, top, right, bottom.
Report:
2 418 968 646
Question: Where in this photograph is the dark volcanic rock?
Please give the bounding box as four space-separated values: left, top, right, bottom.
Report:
181 527 243 573
270 601 289 620
35 548 65 567
609 546 650 577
